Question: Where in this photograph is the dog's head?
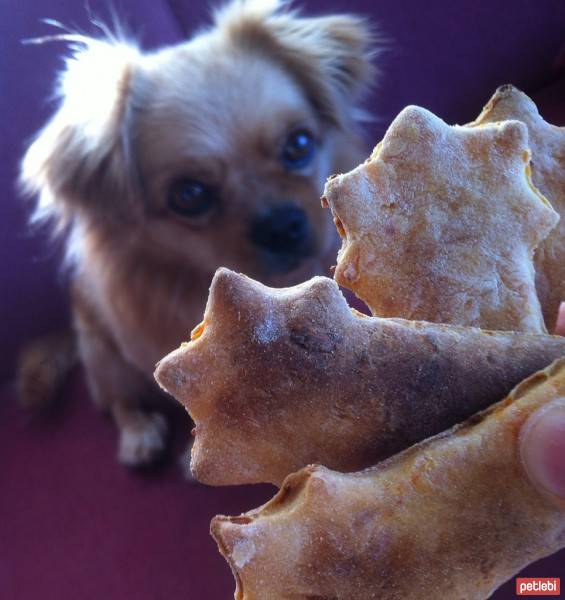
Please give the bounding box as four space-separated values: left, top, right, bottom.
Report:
21 0 376 285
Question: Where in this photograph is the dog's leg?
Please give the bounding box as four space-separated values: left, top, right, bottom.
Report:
73 299 168 467
112 403 169 467
17 329 77 410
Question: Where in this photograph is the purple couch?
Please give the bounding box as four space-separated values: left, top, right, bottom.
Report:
1 2 564 598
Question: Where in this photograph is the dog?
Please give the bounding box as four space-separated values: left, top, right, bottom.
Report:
19 0 376 466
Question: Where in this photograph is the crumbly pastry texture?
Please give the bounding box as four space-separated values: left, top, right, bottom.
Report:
153 92 565 598
154 268 565 486
469 85 565 332
323 104 559 332
212 359 565 600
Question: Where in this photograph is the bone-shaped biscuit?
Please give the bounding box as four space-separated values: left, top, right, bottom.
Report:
154 268 565 486
212 358 565 600
470 85 565 332
323 105 559 332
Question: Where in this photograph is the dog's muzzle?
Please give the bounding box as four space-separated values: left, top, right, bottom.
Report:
249 203 315 272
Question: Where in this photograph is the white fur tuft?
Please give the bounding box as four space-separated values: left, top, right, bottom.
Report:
20 33 141 236
214 0 291 25
57 38 140 141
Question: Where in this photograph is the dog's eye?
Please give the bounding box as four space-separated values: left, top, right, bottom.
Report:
281 129 316 170
167 179 218 218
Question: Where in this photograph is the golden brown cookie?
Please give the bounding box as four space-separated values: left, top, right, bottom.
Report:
154 267 565 486
470 85 565 332
212 359 565 600
323 105 559 332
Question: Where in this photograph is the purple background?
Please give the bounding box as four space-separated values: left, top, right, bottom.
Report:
3 0 565 379
1 2 564 599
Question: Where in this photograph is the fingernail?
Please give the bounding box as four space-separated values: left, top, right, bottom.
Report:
520 398 565 500
555 302 565 335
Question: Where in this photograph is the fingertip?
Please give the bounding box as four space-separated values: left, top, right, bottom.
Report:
520 398 565 504
554 302 565 336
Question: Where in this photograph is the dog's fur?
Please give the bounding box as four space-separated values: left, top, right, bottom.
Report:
20 0 375 465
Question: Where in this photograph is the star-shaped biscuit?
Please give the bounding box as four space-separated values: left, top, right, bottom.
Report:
323 105 559 332
154 268 565 486
470 85 565 332
212 359 565 600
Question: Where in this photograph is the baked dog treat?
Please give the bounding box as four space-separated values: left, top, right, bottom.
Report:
212 358 565 600
323 105 559 332
470 85 565 332
154 268 565 486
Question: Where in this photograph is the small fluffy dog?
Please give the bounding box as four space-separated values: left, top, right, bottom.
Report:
20 0 375 466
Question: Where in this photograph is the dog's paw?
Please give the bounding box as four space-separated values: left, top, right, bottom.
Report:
118 412 168 467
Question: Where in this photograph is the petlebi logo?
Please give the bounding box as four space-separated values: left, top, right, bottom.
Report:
516 578 561 596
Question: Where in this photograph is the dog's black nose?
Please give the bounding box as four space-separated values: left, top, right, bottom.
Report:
250 204 313 265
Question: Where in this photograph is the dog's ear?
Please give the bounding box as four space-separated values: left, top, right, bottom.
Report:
214 0 377 128
20 37 142 231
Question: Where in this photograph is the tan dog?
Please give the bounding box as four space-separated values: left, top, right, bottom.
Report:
19 0 375 465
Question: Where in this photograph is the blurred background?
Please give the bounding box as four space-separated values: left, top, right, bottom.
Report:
1 1 564 598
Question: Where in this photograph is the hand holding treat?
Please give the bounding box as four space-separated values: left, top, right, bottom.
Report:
323 105 559 332
212 359 565 600
521 396 565 507
154 268 565 486
521 304 565 503
470 85 565 332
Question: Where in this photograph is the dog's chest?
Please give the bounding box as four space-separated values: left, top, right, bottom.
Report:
77 263 202 376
